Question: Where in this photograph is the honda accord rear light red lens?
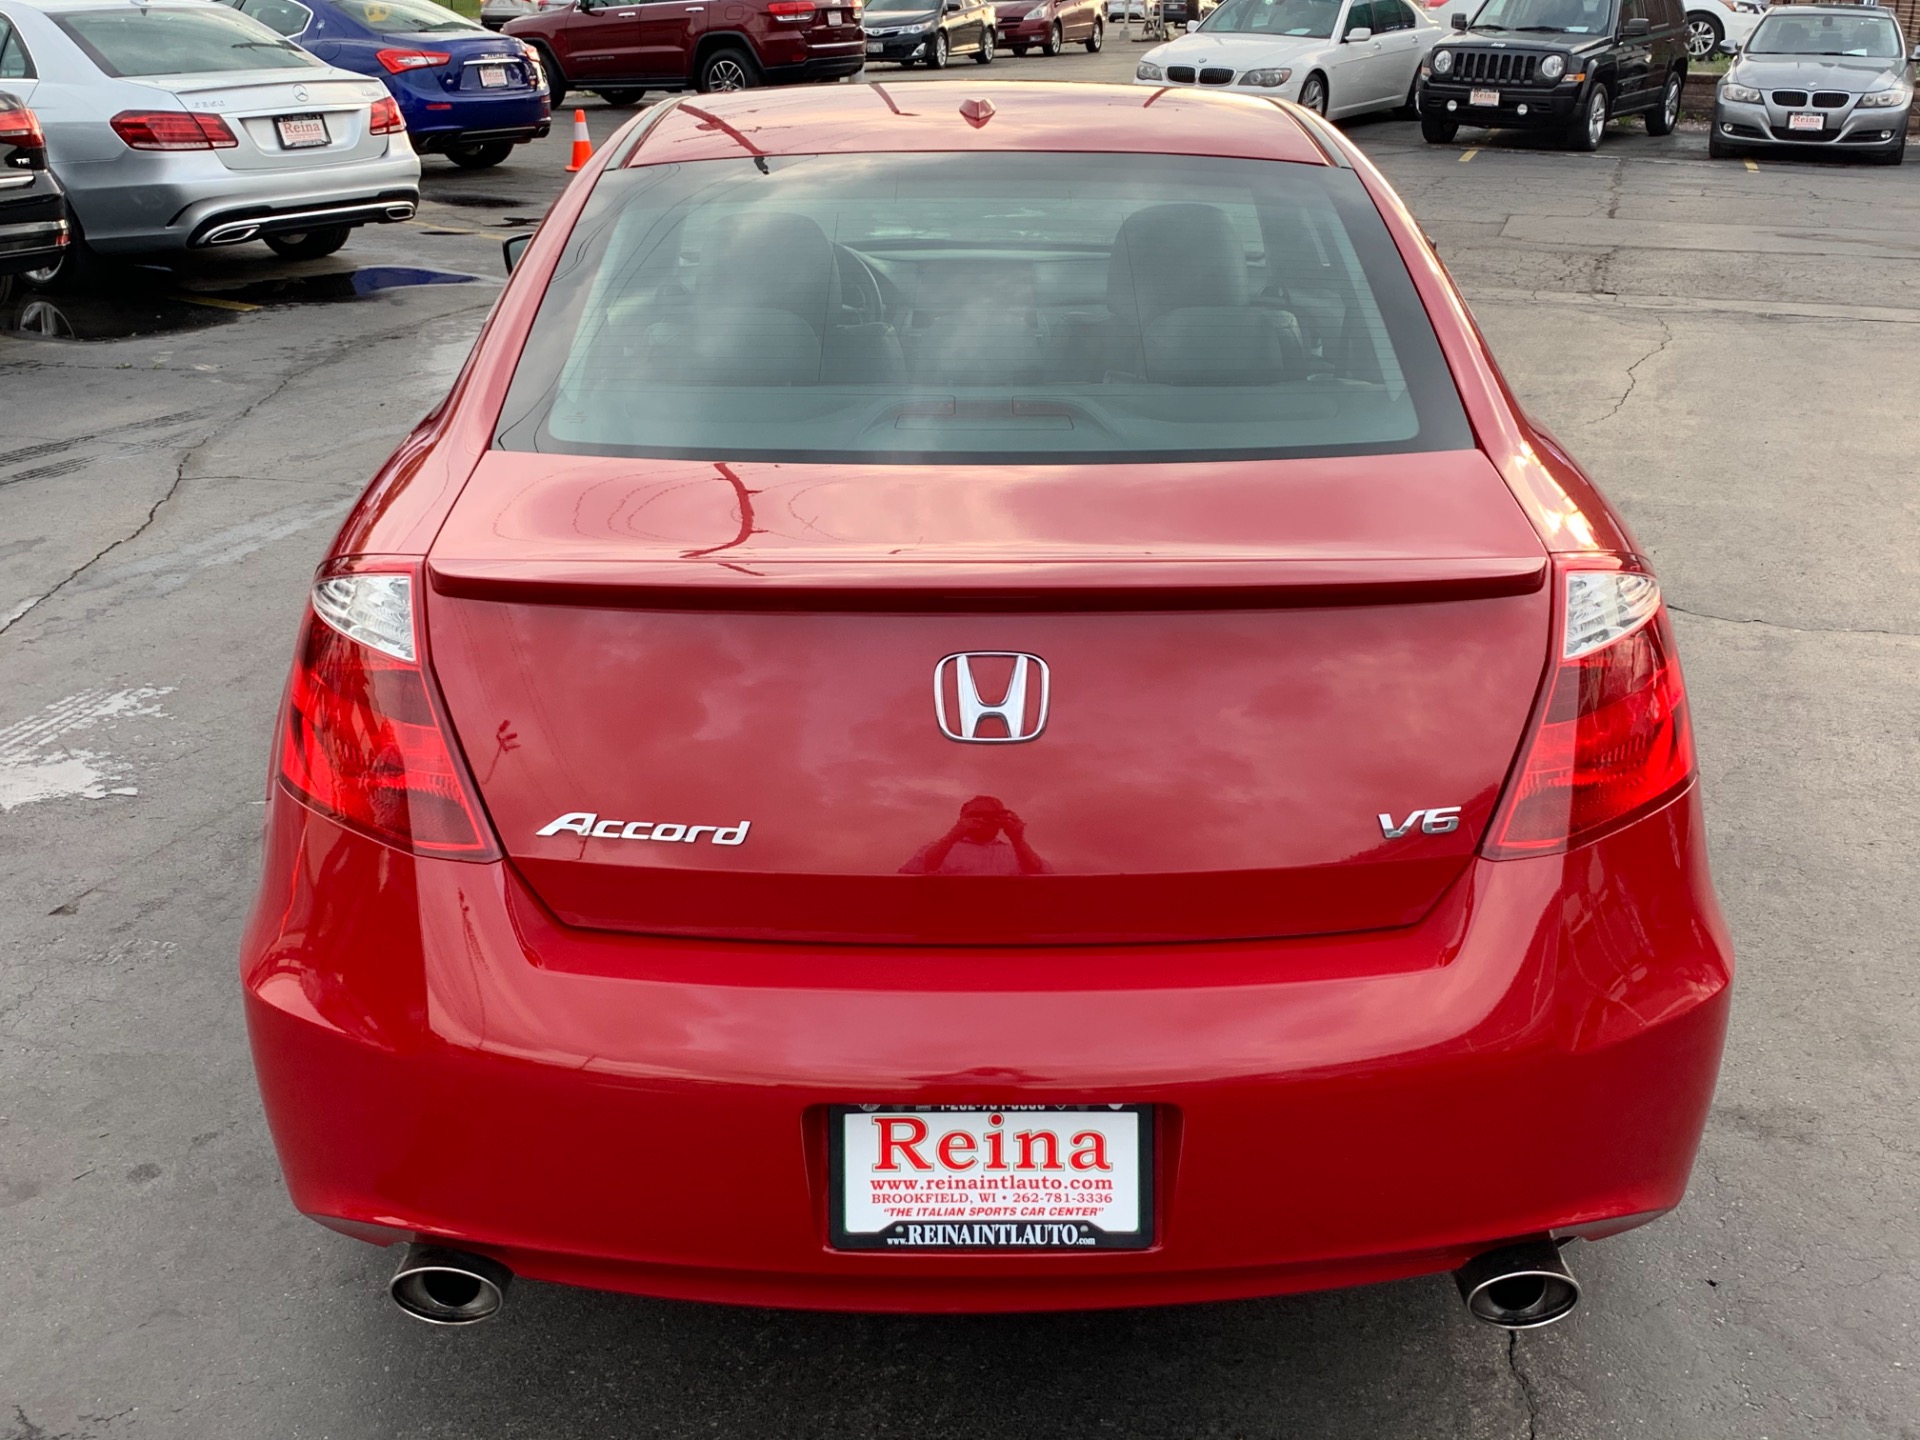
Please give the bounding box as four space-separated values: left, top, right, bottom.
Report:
278 571 498 859
369 97 407 135
1486 567 1695 856
377 48 452 72
110 111 238 151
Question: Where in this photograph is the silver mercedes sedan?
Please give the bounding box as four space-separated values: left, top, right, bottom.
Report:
0 0 421 283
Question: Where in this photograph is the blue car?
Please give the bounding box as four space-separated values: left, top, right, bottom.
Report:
217 0 551 167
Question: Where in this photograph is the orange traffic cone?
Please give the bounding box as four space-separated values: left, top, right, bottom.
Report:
565 109 592 172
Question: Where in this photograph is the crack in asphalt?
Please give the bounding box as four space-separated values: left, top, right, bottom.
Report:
1585 313 1673 424
1666 604 1920 640
1508 1332 1542 1440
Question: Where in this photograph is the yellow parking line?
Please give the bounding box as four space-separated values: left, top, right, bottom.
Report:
1459 149 1479 162
1743 158 1759 172
175 294 261 312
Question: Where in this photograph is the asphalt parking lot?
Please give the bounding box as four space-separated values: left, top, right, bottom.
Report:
5 40 1920 1439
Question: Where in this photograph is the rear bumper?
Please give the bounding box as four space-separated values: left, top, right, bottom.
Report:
410 121 552 154
0 211 67 276
243 791 1731 1312
768 51 868 80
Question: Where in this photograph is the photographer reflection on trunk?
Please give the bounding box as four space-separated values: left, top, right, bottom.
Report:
901 796 1053 876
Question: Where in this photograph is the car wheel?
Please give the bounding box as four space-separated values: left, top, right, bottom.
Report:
975 26 995 61
1683 12 1722 63
1010 43 1028 54
1867 130 1906 166
444 140 517 169
927 27 950 66
1420 111 1458 143
593 89 646 106
1042 20 1062 55
530 43 567 106
698 46 758 91
18 207 102 291
1086 16 1103 51
1399 73 1420 117
1645 69 1682 135
1298 73 1328 116
1706 125 1739 159
264 226 352 261
1567 82 1608 150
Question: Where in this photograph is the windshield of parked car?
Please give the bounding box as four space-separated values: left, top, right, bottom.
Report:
334 0 484 33
54 4 322 75
1746 11 1901 58
1465 0 1617 35
496 152 1472 465
1199 0 1342 39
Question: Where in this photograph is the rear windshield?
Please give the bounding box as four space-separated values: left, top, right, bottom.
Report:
495 151 1472 465
55 5 321 76
333 0 485 35
1748 11 1901 57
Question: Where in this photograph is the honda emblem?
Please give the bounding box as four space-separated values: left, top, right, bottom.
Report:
934 652 1050 744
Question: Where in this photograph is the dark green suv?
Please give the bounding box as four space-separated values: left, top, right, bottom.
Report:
1418 0 1689 150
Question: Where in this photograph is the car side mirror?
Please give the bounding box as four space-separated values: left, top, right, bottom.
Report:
503 233 531 274
1344 24 1372 41
1623 15 1650 36
1450 12 1467 30
1911 43 1920 62
1185 17 1198 30
1717 37 1736 55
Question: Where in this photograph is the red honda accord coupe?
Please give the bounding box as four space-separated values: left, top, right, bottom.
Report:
241 81 1732 1330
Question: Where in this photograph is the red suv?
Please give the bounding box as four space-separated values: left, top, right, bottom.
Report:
506 0 864 101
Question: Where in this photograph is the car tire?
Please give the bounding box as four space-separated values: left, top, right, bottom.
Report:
18 206 103 291
1867 130 1906 166
1086 17 1103 51
1706 126 1739 159
264 226 352 261
1298 72 1328 116
1042 20 1062 56
975 26 995 61
1567 82 1608 150
1399 74 1420 117
1644 69 1682 135
927 27 950 67
1684 11 1722 64
530 43 567 106
1420 111 1458 143
444 139 517 169
698 46 758 91
593 89 646 106
1011 43 1028 54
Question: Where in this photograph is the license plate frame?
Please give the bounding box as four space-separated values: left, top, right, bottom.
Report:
1469 87 1500 108
1787 110 1824 132
477 63 510 88
866 39 885 52
274 112 329 150
829 1104 1154 1252
829 8 843 22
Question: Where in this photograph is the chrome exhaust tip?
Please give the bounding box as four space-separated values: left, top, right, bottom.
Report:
1454 1240 1580 1330
388 1244 512 1326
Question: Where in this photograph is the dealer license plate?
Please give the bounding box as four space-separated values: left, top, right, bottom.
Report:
1470 88 1500 108
829 8 842 22
275 113 328 149
1788 111 1824 132
867 40 885 52
478 64 510 88
830 1105 1153 1251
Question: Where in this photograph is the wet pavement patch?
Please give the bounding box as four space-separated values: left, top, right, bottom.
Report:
0 267 482 342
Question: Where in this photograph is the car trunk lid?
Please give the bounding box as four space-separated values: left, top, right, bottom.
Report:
130 71 391 171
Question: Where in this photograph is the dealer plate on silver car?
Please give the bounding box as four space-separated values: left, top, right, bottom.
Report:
1788 111 1824 132
1470 88 1499 108
830 1105 1152 1251
275 113 329 149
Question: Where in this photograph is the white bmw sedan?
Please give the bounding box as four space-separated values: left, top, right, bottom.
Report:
1134 0 1443 117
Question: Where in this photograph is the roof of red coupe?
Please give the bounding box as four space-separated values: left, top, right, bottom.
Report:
624 82 1333 167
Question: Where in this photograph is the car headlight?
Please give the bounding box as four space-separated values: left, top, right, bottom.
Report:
1733 1 1763 12
1025 3 1047 16
1720 82 1763 104
1432 48 1453 75
1239 67 1292 87
1137 60 1163 80
1858 85 1912 108
1538 53 1566 81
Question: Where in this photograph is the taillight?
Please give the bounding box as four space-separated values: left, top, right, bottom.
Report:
110 111 238 151
369 97 407 135
0 103 45 149
1484 565 1695 857
377 47 452 71
768 0 817 18
278 569 498 859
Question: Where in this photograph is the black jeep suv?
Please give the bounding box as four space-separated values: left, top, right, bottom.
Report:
1419 0 1689 150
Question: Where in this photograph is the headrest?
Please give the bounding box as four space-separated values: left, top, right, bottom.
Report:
696 210 839 334
1106 204 1249 332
